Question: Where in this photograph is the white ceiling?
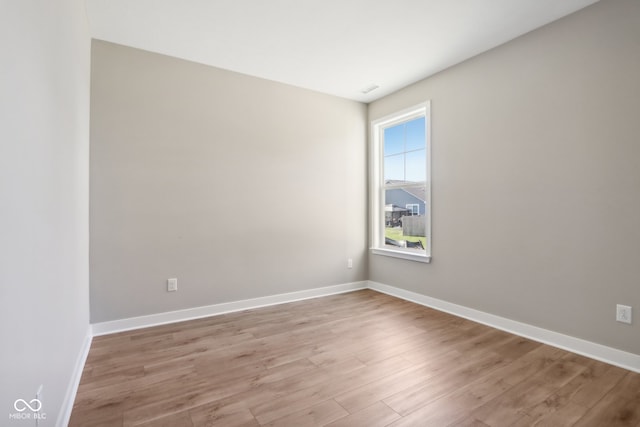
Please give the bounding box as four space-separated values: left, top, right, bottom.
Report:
85 0 599 103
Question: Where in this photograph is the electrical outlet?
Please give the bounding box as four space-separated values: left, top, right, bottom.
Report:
616 304 632 324
167 278 178 292
347 258 353 269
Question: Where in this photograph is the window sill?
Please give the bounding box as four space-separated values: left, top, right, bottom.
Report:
370 248 431 263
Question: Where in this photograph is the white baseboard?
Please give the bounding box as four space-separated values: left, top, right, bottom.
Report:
56 325 93 427
92 281 368 336
368 280 640 373
89 279 640 372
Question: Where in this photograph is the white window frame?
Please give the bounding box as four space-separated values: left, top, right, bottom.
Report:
406 203 420 215
370 101 431 263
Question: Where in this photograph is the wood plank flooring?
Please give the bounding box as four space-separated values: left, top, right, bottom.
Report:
69 290 640 426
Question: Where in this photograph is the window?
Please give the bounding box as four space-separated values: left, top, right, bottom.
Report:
370 102 431 262
406 204 420 215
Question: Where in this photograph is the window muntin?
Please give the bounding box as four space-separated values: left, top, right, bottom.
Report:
371 102 431 262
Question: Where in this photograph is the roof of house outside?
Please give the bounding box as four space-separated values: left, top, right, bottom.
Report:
385 180 426 202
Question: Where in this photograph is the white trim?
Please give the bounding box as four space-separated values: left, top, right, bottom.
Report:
370 101 432 262
367 280 640 373
371 248 431 263
92 281 367 336
406 203 420 215
56 326 93 427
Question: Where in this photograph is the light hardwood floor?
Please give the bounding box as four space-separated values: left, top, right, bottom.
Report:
70 290 640 426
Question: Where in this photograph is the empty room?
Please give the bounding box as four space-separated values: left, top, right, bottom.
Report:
2 0 640 426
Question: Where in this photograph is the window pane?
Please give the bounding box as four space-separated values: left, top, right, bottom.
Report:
384 153 404 181
405 117 425 151
384 188 426 252
405 149 426 182
384 125 404 156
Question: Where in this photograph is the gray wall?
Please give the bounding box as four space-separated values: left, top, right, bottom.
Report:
369 0 640 355
90 41 367 323
0 0 91 425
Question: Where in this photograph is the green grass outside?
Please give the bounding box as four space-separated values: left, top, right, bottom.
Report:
385 227 426 247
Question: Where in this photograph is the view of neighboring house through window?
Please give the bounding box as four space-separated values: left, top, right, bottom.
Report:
370 102 431 262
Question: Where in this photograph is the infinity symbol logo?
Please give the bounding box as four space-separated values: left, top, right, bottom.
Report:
14 399 42 412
